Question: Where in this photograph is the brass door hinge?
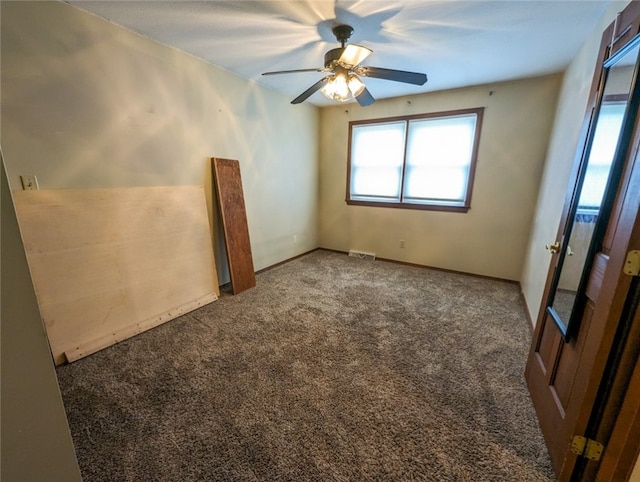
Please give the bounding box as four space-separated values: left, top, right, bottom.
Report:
623 250 640 276
571 435 604 461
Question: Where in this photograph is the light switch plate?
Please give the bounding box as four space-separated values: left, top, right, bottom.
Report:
20 175 39 190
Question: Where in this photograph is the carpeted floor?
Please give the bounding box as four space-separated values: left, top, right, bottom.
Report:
56 249 554 481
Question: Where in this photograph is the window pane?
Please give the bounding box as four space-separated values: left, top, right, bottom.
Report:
404 115 477 202
350 122 406 200
578 164 612 209
353 167 402 198
577 102 626 209
405 166 468 201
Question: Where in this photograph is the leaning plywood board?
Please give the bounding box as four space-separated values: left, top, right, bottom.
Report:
212 158 256 294
13 187 219 365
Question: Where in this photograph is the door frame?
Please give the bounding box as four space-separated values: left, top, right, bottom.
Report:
590 281 640 481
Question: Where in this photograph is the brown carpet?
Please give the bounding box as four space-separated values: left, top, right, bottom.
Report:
56 249 554 481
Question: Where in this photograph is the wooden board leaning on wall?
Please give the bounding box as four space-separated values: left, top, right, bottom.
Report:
13 186 219 365
212 158 256 294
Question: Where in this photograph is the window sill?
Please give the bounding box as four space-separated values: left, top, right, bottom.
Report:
346 199 470 213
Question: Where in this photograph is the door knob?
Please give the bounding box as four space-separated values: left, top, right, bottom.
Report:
545 242 561 254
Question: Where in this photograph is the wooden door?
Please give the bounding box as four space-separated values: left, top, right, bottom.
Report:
526 3 640 480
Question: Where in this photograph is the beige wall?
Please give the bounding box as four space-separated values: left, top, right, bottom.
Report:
318 75 561 281
520 1 630 324
1 1 319 282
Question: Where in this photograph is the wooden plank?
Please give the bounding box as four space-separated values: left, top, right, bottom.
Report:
64 293 216 363
13 186 219 365
212 158 256 294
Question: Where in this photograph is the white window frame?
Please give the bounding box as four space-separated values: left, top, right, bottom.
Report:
346 108 484 212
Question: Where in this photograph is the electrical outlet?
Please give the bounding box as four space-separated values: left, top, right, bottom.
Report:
20 175 39 190
400 239 405 248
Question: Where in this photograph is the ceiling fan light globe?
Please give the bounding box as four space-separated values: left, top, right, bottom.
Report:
348 74 365 97
334 73 350 101
321 73 351 102
320 75 336 99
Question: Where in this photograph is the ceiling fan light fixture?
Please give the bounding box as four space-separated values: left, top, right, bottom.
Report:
321 72 351 102
262 23 427 106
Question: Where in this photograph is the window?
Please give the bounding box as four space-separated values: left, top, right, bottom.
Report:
577 99 626 215
347 108 484 212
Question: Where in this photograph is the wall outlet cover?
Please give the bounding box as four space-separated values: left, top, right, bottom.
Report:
20 175 39 190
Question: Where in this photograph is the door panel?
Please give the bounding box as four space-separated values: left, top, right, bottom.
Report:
554 325 589 410
585 254 608 300
529 306 595 471
537 316 559 375
526 2 640 479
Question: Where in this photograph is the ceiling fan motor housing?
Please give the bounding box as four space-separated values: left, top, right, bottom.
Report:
325 24 355 67
333 24 354 46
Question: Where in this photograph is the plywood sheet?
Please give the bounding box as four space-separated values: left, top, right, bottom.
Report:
212 158 256 294
13 186 219 365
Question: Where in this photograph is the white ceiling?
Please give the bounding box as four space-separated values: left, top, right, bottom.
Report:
68 0 622 107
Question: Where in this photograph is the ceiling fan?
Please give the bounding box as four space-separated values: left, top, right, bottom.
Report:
262 24 428 106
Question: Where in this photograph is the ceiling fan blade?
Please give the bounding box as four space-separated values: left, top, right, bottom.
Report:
356 66 427 86
339 44 372 68
354 86 375 107
262 68 325 76
291 76 331 104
